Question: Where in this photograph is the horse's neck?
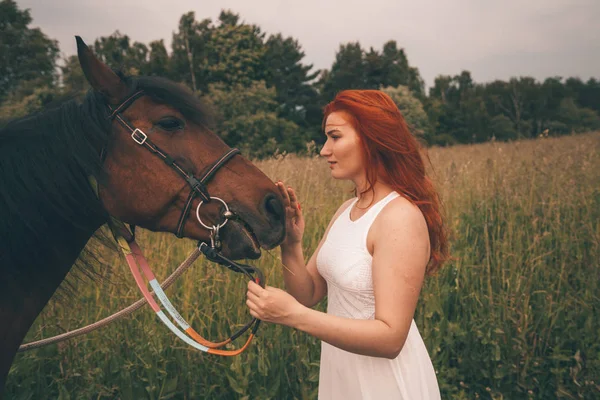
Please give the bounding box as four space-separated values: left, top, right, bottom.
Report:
0 210 101 393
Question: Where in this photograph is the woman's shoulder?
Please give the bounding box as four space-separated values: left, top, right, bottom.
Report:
369 194 431 261
375 194 428 237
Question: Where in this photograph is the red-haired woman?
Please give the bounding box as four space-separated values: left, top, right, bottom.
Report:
246 90 448 399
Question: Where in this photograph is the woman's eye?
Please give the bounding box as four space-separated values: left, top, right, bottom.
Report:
156 118 184 131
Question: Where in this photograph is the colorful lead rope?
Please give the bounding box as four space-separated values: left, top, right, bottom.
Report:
90 177 260 356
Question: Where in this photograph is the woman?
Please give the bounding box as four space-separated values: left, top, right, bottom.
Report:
246 90 448 399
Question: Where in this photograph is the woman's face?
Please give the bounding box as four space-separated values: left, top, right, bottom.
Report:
320 111 365 182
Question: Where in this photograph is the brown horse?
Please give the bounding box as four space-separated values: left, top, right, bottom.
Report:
0 37 285 392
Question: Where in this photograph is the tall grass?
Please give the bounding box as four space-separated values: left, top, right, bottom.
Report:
7 132 600 399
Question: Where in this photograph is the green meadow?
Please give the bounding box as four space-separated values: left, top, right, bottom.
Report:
7 132 600 399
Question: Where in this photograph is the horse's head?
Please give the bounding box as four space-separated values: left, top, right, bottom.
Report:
76 37 285 259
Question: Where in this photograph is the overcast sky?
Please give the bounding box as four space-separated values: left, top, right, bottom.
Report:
17 0 600 89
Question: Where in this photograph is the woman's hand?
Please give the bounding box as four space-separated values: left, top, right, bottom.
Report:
246 281 306 327
276 181 305 248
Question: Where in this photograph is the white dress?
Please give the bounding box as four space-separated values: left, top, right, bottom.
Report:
316 191 441 399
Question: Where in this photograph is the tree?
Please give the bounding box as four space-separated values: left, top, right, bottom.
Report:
319 42 368 101
380 41 424 97
93 31 148 76
263 34 320 129
218 9 240 26
170 11 268 91
382 85 431 140
539 77 567 127
556 97 600 133
0 0 59 104
206 13 267 87
319 41 426 105
203 81 303 158
566 77 600 115
364 47 385 89
60 55 89 95
485 77 540 139
146 40 169 77
489 114 518 141
170 12 213 91
426 71 491 143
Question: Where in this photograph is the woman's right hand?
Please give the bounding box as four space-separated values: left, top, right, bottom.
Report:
276 181 305 248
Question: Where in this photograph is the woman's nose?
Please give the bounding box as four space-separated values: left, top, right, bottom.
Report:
320 142 331 157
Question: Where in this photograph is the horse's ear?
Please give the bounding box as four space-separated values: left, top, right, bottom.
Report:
76 36 128 103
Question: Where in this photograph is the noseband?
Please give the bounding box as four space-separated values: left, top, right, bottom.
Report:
100 91 265 356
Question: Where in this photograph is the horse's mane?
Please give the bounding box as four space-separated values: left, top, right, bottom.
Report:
0 73 213 297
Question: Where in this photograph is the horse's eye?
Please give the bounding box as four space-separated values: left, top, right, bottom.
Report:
156 117 184 132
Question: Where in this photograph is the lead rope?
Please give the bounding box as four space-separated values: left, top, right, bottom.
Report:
109 219 261 355
18 248 201 352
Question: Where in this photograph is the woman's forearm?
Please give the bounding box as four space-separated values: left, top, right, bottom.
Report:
290 307 407 359
280 243 317 307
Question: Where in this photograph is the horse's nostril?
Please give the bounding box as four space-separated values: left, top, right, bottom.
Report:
264 193 284 222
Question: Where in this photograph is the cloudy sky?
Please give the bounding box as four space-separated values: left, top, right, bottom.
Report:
17 0 600 89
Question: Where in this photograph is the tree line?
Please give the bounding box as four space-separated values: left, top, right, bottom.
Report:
2 0 599 157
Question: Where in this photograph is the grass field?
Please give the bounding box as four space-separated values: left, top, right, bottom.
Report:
7 132 600 399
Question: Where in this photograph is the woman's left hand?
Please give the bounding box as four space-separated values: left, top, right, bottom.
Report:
246 281 305 326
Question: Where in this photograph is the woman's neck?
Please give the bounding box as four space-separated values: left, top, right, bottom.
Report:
354 179 394 208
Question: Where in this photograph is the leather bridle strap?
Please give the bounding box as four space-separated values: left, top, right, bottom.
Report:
106 90 241 238
107 90 146 120
174 148 239 238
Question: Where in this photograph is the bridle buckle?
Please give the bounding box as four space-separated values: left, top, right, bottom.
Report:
131 128 148 145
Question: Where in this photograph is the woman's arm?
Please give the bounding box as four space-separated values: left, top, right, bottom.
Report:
276 182 353 308
280 241 325 308
247 197 430 359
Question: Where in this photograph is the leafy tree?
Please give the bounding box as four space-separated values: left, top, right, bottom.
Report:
319 42 368 101
93 31 148 76
203 81 303 158
147 40 169 77
382 85 431 140
319 40 426 104
427 71 491 143
170 11 267 91
263 34 320 129
380 40 424 97
539 77 568 128
170 12 213 92
364 47 385 89
206 12 267 87
429 75 454 104
556 97 600 133
485 77 540 138
60 55 89 95
566 77 600 114
489 114 518 141
0 0 59 104
218 9 240 26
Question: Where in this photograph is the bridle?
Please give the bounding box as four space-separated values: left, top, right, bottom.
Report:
107 90 240 239
101 90 265 356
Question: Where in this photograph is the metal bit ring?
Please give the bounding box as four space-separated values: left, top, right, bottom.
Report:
196 197 231 231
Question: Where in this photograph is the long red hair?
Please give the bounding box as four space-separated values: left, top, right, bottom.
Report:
323 90 448 275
